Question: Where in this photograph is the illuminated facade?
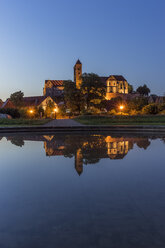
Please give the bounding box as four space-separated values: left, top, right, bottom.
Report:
105 136 129 159
103 75 128 100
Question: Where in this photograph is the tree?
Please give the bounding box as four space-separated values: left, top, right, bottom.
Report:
10 137 25 147
45 100 55 118
63 81 82 114
128 84 133 93
58 104 67 117
136 84 150 96
81 73 106 111
127 97 148 111
136 139 151 150
108 96 125 111
10 91 24 107
38 106 44 118
142 103 159 115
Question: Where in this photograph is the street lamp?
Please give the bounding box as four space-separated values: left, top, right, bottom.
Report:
28 109 34 119
54 107 58 119
119 105 124 115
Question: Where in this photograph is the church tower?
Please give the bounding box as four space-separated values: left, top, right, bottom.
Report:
74 59 82 89
75 148 83 176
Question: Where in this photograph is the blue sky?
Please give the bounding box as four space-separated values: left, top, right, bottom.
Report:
0 0 165 100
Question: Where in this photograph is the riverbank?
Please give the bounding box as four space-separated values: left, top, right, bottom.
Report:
75 115 165 126
1 115 165 127
0 118 50 126
1 116 165 134
0 125 165 134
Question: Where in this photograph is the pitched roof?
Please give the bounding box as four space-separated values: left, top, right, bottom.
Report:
99 75 127 84
100 77 109 84
109 75 127 81
1 96 50 108
75 59 82 65
45 80 67 87
1 99 16 109
23 96 47 107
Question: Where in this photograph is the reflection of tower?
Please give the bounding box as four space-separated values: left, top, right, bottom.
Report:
74 59 82 89
75 148 83 175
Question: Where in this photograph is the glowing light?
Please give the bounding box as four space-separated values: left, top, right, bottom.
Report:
29 109 34 114
119 105 124 110
54 108 58 112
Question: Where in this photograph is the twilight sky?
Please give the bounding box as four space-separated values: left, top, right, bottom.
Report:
0 0 165 100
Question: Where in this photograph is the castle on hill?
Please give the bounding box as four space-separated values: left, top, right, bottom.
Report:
43 60 129 100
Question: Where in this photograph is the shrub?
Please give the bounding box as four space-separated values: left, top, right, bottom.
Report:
19 107 45 119
158 103 165 112
129 109 139 115
159 110 165 115
19 108 28 118
0 108 20 118
108 109 117 115
90 107 101 114
58 105 66 117
38 106 44 118
142 104 159 115
116 112 129 116
127 97 148 111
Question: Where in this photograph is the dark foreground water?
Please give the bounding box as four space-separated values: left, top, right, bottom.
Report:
0 133 165 248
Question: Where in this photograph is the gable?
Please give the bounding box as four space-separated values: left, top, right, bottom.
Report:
41 96 56 106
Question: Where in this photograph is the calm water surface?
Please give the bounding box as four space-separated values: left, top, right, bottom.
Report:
0 133 165 248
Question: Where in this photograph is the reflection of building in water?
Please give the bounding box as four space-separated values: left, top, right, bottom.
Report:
105 136 129 159
44 136 65 156
44 141 65 156
75 149 83 175
6 134 151 175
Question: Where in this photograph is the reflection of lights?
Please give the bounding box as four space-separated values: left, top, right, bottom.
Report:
119 105 124 110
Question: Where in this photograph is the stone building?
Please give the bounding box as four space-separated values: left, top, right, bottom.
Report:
100 75 128 100
43 60 129 100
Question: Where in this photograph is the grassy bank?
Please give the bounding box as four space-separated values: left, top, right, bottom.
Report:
0 118 50 126
75 115 165 126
